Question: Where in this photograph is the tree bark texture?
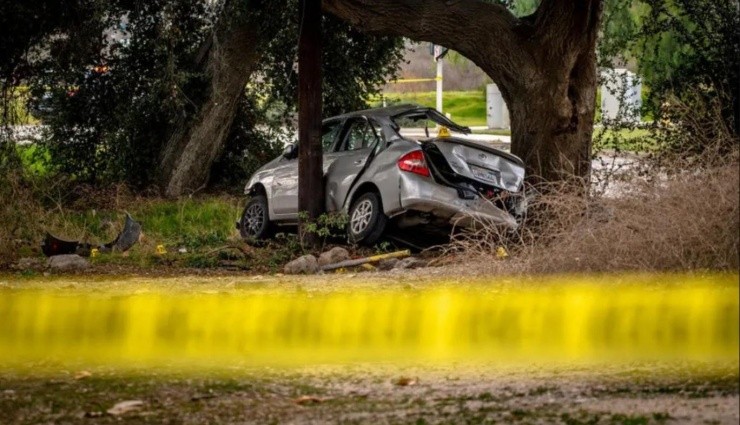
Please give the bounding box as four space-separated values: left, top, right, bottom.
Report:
323 0 603 183
298 0 325 246
158 23 261 197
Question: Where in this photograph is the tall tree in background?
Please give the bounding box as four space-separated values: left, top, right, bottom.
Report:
25 0 217 186
158 0 276 196
324 0 603 183
159 0 404 196
11 0 403 194
0 0 106 167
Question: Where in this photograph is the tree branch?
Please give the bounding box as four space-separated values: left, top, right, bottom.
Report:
532 0 603 60
322 0 532 92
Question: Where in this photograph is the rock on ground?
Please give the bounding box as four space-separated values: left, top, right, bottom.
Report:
318 247 350 267
284 255 319 275
47 254 90 271
107 400 145 416
377 258 399 271
395 257 427 270
12 257 45 271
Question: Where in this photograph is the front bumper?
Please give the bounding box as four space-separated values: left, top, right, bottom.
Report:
397 173 519 229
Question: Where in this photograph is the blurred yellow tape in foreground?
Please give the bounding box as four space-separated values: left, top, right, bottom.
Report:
0 275 737 369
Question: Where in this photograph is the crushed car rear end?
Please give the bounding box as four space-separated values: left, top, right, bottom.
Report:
392 138 525 229
381 107 527 230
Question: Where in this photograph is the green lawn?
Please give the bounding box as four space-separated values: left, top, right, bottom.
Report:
44 196 244 253
379 90 653 128
380 91 658 152
380 90 487 127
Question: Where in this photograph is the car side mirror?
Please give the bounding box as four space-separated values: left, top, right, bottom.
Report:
282 143 297 159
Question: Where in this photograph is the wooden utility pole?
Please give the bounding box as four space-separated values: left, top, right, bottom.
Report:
298 0 324 246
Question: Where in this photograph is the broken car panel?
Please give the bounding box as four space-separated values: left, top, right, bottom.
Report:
42 213 142 257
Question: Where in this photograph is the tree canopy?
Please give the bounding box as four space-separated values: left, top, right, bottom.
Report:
2 0 404 190
2 0 735 192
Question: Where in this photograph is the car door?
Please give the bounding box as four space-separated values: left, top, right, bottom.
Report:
325 117 382 211
270 119 343 218
269 155 298 217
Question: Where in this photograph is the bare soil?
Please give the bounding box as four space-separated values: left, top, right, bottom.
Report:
1 364 737 424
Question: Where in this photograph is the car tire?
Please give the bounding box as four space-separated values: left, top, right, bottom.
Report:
347 192 387 245
240 195 273 242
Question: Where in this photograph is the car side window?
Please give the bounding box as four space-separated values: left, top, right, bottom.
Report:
322 121 342 152
341 119 377 151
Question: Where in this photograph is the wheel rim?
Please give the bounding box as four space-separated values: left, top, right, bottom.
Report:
243 203 265 236
350 199 373 235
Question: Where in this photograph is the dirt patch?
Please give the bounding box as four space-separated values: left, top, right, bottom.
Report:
0 365 737 424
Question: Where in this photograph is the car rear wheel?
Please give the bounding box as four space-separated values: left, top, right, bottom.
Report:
240 195 273 241
348 192 387 245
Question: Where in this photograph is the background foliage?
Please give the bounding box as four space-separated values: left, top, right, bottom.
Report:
598 0 739 156
3 0 404 189
214 3 404 189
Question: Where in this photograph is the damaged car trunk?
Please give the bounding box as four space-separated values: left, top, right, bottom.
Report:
421 138 526 220
391 107 526 222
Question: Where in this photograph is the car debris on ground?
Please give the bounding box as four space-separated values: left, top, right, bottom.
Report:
41 213 141 257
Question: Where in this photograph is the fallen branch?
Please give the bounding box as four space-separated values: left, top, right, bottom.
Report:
321 249 411 271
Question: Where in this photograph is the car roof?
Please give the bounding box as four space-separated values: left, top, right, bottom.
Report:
325 104 471 135
328 104 424 121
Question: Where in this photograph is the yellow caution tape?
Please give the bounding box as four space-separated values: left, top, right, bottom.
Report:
0 274 736 371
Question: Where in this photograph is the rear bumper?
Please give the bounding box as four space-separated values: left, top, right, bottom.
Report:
396 173 519 229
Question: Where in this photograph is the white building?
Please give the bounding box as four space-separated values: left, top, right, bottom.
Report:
600 68 642 123
486 83 510 129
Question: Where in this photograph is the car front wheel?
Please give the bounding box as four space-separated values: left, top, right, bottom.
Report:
347 192 387 245
240 195 273 241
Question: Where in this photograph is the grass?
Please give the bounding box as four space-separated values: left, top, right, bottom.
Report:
593 127 655 152
0 180 386 272
450 157 739 274
380 90 487 127
47 196 243 251
5 144 241 249
379 90 655 149
17 144 50 176
134 198 240 249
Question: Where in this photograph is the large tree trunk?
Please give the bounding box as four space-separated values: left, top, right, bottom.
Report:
323 0 602 183
158 24 260 197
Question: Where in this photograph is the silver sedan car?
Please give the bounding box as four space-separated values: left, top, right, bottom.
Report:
239 104 526 245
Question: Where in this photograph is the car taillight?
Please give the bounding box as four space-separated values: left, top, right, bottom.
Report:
397 150 430 177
